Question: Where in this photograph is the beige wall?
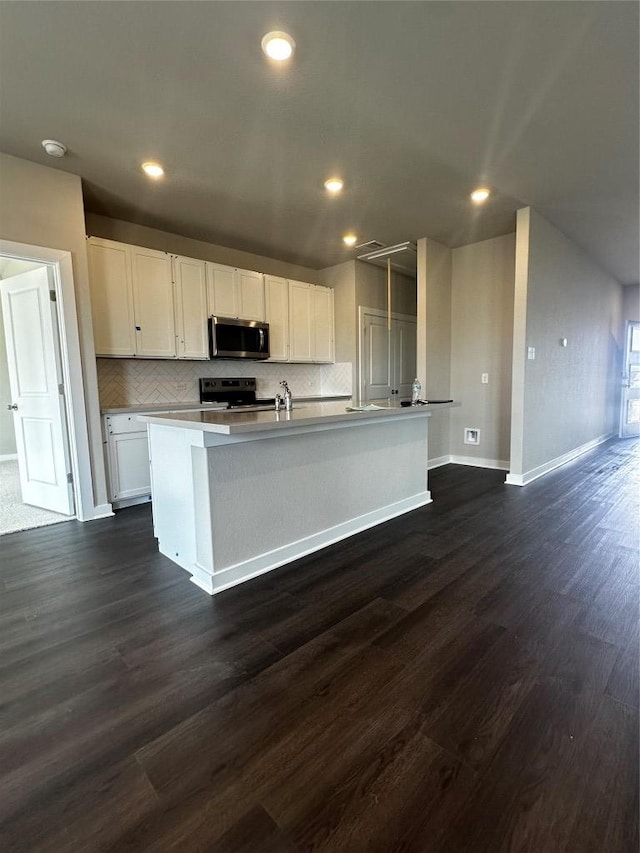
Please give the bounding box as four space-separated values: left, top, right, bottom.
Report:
510 207 623 480
450 234 515 465
623 284 639 322
355 261 417 317
0 153 108 506
417 237 452 462
85 213 321 284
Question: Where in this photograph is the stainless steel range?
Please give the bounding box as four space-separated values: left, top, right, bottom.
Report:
199 377 275 410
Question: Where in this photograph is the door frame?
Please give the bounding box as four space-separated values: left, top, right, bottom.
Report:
357 305 417 403
0 240 98 521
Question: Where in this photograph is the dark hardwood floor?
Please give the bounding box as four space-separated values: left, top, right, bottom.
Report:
0 438 638 852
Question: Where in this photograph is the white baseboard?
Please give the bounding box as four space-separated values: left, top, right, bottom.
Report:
428 454 509 471
81 502 115 521
0 453 18 463
505 432 613 486
427 455 451 470
450 455 510 471
187 491 433 596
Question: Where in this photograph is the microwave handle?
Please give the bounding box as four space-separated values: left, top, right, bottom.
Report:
259 328 265 351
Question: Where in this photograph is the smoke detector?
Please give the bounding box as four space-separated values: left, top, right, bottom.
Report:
41 139 67 158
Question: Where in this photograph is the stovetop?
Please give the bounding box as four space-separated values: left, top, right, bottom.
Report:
199 377 275 409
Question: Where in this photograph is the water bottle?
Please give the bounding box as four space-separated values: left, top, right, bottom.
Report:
411 377 421 405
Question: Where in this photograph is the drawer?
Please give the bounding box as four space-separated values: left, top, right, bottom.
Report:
105 412 148 435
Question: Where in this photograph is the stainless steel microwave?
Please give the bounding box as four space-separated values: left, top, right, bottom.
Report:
208 316 270 360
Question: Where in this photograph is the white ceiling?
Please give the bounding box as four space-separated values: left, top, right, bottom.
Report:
1 1 637 283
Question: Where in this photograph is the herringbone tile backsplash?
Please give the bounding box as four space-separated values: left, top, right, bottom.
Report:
97 359 352 408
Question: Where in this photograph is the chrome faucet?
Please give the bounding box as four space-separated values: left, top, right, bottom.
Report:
280 380 293 411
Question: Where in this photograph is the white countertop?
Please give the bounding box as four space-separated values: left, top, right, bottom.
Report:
101 395 350 415
138 399 458 435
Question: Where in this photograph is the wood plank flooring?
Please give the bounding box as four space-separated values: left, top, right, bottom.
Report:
0 438 638 852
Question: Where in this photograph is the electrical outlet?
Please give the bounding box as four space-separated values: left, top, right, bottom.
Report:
527 346 536 360
464 428 481 445
176 382 187 392
481 373 489 384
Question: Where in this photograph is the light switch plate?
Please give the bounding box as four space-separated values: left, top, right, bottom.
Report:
527 346 536 360
481 373 489 384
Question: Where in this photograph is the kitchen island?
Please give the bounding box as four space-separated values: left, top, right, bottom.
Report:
139 401 452 595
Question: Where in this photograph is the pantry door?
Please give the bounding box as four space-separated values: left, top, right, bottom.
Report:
1 266 74 514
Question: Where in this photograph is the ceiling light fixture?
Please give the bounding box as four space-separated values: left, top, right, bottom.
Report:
261 31 295 61
343 234 357 247
324 177 344 194
41 139 67 158
470 187 490 203
141 161 165 179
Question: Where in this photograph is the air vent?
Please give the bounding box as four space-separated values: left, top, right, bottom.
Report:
354 240 386 252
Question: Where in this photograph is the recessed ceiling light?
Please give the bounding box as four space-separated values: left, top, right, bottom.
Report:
41 139 67 158
261 31 295 61
343 234 357 247
470 187 490 203
324 177 344 194
141 161 164 179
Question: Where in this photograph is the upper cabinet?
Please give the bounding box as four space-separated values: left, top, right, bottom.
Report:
88 237 334 363
130 246 175 358
172 255 208 359
288 281 334 363
89 236 175 358
87 237 136 357
206 262 264 321
264 275 289 362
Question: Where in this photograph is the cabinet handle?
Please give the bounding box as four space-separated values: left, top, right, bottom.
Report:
135 326 141 331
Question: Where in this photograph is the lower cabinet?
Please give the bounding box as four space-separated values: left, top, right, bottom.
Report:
103 413 151 507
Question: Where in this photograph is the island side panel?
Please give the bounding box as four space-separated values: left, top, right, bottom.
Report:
205 416 430 593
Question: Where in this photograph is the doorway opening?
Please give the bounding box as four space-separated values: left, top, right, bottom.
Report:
620 320 640 438
0 258 75 534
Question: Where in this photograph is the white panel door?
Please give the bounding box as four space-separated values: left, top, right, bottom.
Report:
362 312 391 401
1 267 74 514
264 275 289 361
206 262 238 318
131 247 175 357
237 269 264 321
289 281 314 362
312 286 335 362
394 318 417 399
173 256 208 359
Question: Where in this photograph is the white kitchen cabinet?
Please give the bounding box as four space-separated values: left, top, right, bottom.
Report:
312 285 335 363
87 237 176 358
103 413 151 507
288 281 334 363
87 237 136 356
172 255 208 359
264 275 289 361
131 247 176 357
206 262 265 321
288 280 314 362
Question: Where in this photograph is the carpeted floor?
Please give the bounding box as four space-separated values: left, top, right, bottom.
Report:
0 459 74 536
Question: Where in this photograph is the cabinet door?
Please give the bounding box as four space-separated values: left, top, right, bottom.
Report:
173 256 208 359
107 432 151 501
131 247 176 357
237 269 265 321
87 237 136 356
288 281 314 362
206 262 238 318
312 285 335 363
264 275 289 361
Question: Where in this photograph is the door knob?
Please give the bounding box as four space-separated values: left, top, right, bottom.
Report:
7 403 18 410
